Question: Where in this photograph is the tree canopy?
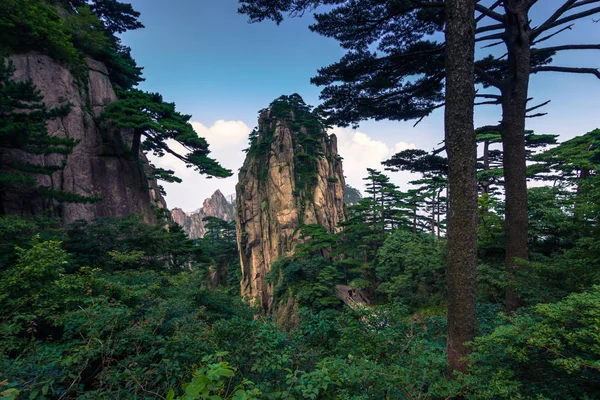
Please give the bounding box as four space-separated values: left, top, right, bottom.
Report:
103 89 232 181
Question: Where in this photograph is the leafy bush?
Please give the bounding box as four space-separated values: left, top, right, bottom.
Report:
467 286 600 399
376 229 446 310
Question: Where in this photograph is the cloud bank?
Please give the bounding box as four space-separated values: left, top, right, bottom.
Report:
332 127 417 193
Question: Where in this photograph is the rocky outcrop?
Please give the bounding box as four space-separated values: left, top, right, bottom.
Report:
171 190 235 239
2 53 166 223
235 95 345 312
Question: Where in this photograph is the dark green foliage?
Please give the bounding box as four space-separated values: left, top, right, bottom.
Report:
103 89 232 180
0 215 251 399
467 286 600 399
238 1 448 127
267 224 342 310
0 0 144 88
0 0 81 63
197 216 241 295
376 229 446 311
63 215 206 272
343 183 362 205
533 128 600 183
71 0 145 35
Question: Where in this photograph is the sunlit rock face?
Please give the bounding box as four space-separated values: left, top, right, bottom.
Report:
235 95 345 314
171 190 235 239
2 53 166 223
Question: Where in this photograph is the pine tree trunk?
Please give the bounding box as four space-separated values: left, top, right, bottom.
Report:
436 189 442 244
483 139 490 195
131 129 142 160
501 2 531 312
444 0 477 376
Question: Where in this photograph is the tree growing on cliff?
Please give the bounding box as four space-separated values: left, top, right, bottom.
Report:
0 57 98 213
102 89 232 182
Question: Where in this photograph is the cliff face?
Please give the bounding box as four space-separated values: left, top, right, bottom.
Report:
171 190 235 239
235 96 345 312
2 53 166 223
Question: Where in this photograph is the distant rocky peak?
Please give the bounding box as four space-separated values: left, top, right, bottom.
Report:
170 190 234 239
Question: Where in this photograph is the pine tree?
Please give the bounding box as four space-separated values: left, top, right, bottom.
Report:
102 89 232 182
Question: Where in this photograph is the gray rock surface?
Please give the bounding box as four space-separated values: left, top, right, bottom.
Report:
236 108 345 313
2 53 166 223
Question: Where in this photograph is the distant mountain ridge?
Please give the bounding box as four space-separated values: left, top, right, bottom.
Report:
171 190 234 239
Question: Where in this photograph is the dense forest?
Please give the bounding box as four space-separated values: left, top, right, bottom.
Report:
1 0 600 399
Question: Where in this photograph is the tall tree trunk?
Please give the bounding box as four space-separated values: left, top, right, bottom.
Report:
501 2 531 312
436 189 442 244
444 0 477 376
431 194 436 237
131 129 142 160
483 139 490 195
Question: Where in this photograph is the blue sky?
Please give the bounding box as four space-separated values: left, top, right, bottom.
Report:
121 0 600 211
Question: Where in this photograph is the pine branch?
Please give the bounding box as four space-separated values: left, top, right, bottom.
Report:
525 112 548 118
482 40 505 49
476 93 502 100
534 0 578 32
532 66 600 78
475 100 501 106
475 66 505 89
569 0 600 10
532 24 574 45
533 44 600 52
526 100 551 113
476 0 503 23
412 102 445 127
475 32 505 42
474 4 504 22
533 6 600 38
476 23 505 34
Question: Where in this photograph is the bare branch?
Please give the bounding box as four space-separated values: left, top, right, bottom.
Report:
476 93 502 100
475 4 505 22
475 100 501 106
476 23 505 34
482 40 505 49
475 32 505 42
526 112 548 118
476 0 503 23
532 66 600 79
569 0 600 10
533 44 600 52
526 99 551 113
532 24 574 45
534 0 578 32
533 6 600 38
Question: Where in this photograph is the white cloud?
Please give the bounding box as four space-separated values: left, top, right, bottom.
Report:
148 120 251 211
394 141 417 153
332 127 417 193
190 120 250 151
